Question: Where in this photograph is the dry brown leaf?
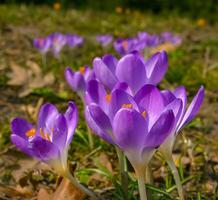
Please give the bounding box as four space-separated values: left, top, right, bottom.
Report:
7 61 55 97
98 153 113 172
37 188 52 200
52 178 85 200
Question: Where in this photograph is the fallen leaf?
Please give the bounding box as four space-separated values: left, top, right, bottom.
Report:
37 188 52 200
52 178 85 200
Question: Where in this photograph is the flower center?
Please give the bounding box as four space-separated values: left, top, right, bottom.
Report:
79 66 86 74
25 128 36 138
38 38 44 46
105 94 111 103
122 41 128 50
40 128 51 142
122 103 133 109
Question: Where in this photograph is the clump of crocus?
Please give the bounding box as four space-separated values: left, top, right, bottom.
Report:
160 32 182 45
158 86 204 200
113 38 140 56
85 81 176 200
96 34 113 47
10 102 99 200
65 66 95 102
66 34 84 48
93 51 168 94
33 37 51 55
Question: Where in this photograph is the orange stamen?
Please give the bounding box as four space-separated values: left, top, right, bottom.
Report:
79 66 86 74
141 111 147 119
105 94 111 103
122 103 133 109
25 128 36 138
45 133 51 142
122 41 128 50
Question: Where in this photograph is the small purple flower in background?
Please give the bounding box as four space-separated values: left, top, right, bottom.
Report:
11 102 78 174
85 83 175 200
113 38 140 56
66 34 84 48
157 86 204 200
93 51 168 94
33 37 51 54
160 32 182 45
49 32 66 56
137 32 160 47
96 34 113 47
65 66 95 101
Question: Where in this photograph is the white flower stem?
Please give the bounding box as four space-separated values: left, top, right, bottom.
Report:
116 148 128 198
136 169 147 200
66 170 102 200
166 157 185 200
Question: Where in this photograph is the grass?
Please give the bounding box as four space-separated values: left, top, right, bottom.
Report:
0 4 218 199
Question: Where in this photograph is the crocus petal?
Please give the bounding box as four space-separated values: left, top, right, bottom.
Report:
178 86 205 131
11 134 33 156
161 90 176 105
52 114 68 150
109 89 138 120
144 110 175 149
31 136 60 161
113 108 147 151
144 51 168 85
134 84 164 129
37 103 59 131
64 102 78 146
116 54 146 94
102 54 118 74
93 57 118 90
85 106 114 144
11 118 33 139
85 80 107 112
173 86 187 120
65 67 86 94
88 104 112 134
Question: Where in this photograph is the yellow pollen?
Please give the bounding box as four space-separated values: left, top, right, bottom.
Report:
40 128 45 139
141 111 147 119
122 103 133 109
122 41 128 49
79 66 86 74
105 94 111 103
45 133 51 142
25 128 36 138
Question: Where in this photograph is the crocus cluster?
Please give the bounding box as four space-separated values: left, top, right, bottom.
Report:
33 32 84 57
11 48 203 200
114 31 182 56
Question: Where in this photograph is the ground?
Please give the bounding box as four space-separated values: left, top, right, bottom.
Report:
0 4 218 200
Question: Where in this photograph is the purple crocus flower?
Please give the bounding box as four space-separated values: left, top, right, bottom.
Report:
49 33 66 56
11 102 78 174
160 32 182 45
93 51 168 94
33 37 51 54
85 82 175 199
66 34 84 48
137 32 160 47
96 34 113 47
65 66 95 101
113 38 140 56
159 86 205 157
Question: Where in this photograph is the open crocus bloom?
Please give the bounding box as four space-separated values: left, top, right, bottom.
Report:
93 51 168 94
11 102 78 175
33 37 51 54
65 66 95 101
96 34 113 47
113 38 140 56
159 85 205 158
66 34 84 48
137 32 160 47
85 81 176 172
49 32 66 56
